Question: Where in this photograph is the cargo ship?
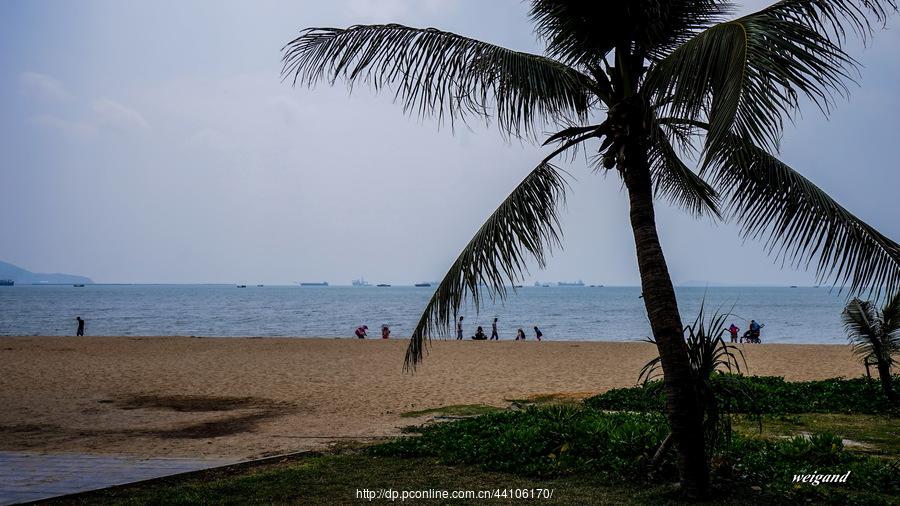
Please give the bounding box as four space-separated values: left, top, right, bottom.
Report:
299 282 329 287
0 279 13 286
414 282 431 287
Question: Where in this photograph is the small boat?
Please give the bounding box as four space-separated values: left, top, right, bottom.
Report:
376 283 391 287
0 279 13 286
73 284 85 287
237 284 247 288
299 282 329 286
790 285 798 288
513 285 523 288
257 284 264 287
414 282 431 287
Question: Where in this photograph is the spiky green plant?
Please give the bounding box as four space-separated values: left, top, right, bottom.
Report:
842 292 900 401
640 305 748 454
283 1 900 496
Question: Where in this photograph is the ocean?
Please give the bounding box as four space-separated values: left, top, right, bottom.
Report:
0 284 852 344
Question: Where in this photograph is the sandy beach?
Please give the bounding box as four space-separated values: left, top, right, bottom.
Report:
0 337 863 460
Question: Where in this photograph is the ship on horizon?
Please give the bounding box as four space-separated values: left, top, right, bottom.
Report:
352 277 371 287
299 281 329 287
558 280 585 287
0 279 14 286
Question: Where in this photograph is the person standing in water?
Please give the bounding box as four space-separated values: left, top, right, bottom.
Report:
456 316 464 340
516 328 526 340
75 316 85 336
355 325 368 339
533 326 543 341
490 318 499 340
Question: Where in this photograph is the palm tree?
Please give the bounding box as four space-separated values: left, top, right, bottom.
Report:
282 1 900 497
842 292 900 401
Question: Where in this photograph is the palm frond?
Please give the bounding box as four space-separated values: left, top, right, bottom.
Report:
645 0 896 156
842 298 886 361
649 124 721 218
529 0 731 66
282 24 594 138
881 291 900 338
404 163 567 370
760 0 896 44
707 133 900 298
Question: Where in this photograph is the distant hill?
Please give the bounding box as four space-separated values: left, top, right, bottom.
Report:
0 260 93 284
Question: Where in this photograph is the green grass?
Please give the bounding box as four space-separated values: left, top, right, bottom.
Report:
733 413 900 458
400 404 502 418
49 376 900 505
52 451 763 506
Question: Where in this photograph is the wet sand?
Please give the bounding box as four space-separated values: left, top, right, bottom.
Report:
0 336 862 459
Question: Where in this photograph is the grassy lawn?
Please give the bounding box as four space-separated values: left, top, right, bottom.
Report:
733 413 900 458
46 389 899 505
48 450 766 505
50 411 900 505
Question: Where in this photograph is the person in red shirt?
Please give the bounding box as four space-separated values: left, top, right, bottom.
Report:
728 324 740 343
355 325 368 339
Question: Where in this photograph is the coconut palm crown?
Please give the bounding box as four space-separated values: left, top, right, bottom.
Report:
283 0 899 497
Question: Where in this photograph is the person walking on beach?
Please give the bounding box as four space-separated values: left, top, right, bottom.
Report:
75 316 85 336
490 318 499 340
516 328 526 340
533 326 543 341
456 316 464 340
728 324 740 343
355 325 368 339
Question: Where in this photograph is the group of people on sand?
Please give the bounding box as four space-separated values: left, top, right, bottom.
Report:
354 318 545 341
458 317 543 341
727 320 764 343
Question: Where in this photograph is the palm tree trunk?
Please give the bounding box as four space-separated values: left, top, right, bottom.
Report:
876 361 896 401
622 144 709 498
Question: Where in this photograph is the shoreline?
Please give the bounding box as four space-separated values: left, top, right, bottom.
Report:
0 336 863 460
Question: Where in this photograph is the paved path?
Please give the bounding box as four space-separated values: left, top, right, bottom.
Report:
0 452 236 505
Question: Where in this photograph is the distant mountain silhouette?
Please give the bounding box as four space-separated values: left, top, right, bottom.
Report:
0 260 93 284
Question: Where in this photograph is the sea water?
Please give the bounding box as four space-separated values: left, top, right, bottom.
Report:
0 285 850 344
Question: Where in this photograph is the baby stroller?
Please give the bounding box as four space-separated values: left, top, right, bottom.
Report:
742 329 761 344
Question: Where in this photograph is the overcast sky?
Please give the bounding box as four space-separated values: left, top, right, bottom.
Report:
1 0 898 285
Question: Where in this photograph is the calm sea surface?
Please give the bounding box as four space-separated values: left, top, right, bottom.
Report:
0 284 849 344
0 285 850 344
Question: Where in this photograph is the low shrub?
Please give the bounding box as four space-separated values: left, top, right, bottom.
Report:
374 405 900 504
715 433 900 504
586 375 900 415
372 406 670 477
